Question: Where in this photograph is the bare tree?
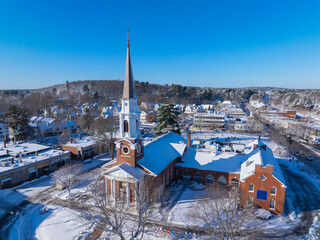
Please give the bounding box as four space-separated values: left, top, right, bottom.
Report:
80 174 159 240
93 117 116 159
58 129 70 145
52 163 82 194
189 185 256 240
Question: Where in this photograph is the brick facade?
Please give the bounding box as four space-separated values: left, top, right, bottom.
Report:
240 165 286 214
115 138 144 168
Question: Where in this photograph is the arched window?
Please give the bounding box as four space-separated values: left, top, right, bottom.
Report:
183 172 191 183
218 176 227 187
194 173 203 183
230 178 239 187
205 174 215 185
124 120 129 133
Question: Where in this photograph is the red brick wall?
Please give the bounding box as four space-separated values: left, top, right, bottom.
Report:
62 145 78 155
240 165 286 214
116 138 144 168
174 166 240 186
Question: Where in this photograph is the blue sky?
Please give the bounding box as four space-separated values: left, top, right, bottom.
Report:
0 0 320 89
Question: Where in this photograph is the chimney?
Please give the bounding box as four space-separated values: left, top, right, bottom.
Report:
78 134 81 140
261 145 266 151
253 144 258 149
4 134 8 143
187 131 191 147
70 138 73 143
3 140 6 148
10 158 14 164
35 151 38 156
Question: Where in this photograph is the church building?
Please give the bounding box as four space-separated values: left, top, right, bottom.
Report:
102 35 286 214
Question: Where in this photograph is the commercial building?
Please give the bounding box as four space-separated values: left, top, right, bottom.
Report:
0 141 70 189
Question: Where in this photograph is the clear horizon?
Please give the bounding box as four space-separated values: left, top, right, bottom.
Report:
1 0 320 90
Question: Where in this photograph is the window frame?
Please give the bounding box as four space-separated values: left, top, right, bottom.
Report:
248 183 254 192
269 199 276 210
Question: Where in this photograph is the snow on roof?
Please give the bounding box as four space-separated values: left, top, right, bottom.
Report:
63 137 96 148
105 162 146 180
170 143 186 155
177 147 245 173
137 132 186 176
251 102 265 109
240 149 262 180
0 148 69 174
195 112 226 117
240 140 286 186
0 142 51 157
61 120 76 127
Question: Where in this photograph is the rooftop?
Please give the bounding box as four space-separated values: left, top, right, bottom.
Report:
0 148 69 174
137 132 186 176
0 142 51 158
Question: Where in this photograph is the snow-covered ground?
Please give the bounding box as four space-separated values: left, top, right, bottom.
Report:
168 187 205 225
167 185 319 239
8 205 92 240
0 156 110 225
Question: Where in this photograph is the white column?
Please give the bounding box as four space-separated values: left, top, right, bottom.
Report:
105 177 109 201
135 182 138 207
126 182 130 206
112 179 117 205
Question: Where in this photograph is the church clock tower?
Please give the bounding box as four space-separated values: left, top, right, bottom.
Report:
115 32 144 168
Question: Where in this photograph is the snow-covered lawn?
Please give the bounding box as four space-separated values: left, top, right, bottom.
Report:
9 205 92 240
168 187 205 225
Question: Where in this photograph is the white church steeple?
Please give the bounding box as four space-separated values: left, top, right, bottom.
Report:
119 31 140 139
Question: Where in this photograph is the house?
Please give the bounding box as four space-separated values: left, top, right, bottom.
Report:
60 120 77 133
29 117 58 136
101 36 286 214
140 111 149 123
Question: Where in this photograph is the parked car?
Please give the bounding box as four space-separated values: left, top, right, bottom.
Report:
306 155 313 161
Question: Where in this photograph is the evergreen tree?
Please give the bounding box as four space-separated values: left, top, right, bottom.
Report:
154 104 180 137
79 108 94 132
4 105 32 141
93 91 99 102
82 84 90 93
65 80 70 91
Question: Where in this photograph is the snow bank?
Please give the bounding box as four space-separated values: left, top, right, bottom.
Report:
255 209 273 220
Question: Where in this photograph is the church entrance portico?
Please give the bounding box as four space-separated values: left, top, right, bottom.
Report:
105 176 138 206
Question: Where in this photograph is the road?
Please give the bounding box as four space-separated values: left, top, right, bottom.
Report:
281 166 320 214
266 123 320 174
